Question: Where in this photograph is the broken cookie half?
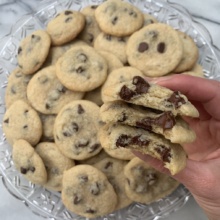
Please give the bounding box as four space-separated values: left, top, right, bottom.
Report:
100 101 196 144
99 123 187 175
102 75 199 118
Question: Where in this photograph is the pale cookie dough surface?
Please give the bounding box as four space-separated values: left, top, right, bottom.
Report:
46 10 85 45
103 146 135 161
56 45 108 92
84 51 123 106
124 157 180 204
5 68 32 108
12 139 47 185
174 31 199 72
101 67 144 103
2 100 42 146
54 100 102 160
39 114 56 142
126 23 183 77
62 165 117 218
17 30 51 74
77 149 110 165
142 13 158 26
103 75 199 118
35 142 75 191
94 32 129 64
99 123 187 175
100 101 196 144
27 66 84 114
79 5 101 45
93 157 133 210
95 0 144 36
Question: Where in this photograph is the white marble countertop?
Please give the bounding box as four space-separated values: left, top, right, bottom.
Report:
0 0 219 219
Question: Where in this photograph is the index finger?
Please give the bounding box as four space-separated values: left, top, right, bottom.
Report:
150 74 220 119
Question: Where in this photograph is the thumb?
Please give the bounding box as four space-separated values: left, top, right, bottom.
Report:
133 151 214 197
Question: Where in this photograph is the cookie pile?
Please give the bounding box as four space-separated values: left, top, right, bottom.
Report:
2 0 201 218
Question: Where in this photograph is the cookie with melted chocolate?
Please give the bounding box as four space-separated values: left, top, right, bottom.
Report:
99 123 187 175
102 75 199 118
100 101 196 144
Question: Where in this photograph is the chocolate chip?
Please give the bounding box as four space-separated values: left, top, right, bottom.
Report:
20 167 27 174
104 161 113 169
65 17 73 23
38 75 48 84
119 85 136 101
31 34 41 43
88 143 100 153
136 119 153 131
90 182 100 195
78 53 88 63
10 86 16 94
18 64 23 69
129 10 137 17
118 112 127 122
148 30 158 39
155 145 171 163
18 47 22 55
112 16 118 25
155 111 176 129
157 42 166 53
133 76 150 94
105 34 112 41
3 118 9 124
45 103 51 109
91 5 98 9
79 175 88 183
64 10 73 15
29 167 36 172
73 195 82 205
75 139 89 148
138 42 149 52
77 104 85 114
85 208 96 214
23 125 28 129
57 85 66 93
62 122 79 137
116 134 149 148
167 91 186 108
87 33 94 43
76 66 85 74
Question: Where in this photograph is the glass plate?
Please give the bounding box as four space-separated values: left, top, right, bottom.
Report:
0 0 220 219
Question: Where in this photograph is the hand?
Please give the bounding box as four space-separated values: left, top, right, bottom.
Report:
134 74 220 220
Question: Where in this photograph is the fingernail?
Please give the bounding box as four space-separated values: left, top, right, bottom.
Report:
145 75 174 84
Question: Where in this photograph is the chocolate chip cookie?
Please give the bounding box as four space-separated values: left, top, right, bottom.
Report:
17 30 51 74
54 100 102 160
27 65 84 114
95 0 144 36
5 68 32 108
12 139 47 185
35 142 75 191
56 45 108 92
124 157 179 203
126 23 183 76
61 165 117 218
101 67 144 103
46 10 85 45
93 157 132 210
103 75 199 117
2 100 42 145
99 123 187 175
100 101 196 144
94 32 129 64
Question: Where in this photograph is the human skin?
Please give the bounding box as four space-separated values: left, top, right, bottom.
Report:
134 74 220 220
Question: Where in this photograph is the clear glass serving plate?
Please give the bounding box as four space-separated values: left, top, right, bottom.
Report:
0 0 220 220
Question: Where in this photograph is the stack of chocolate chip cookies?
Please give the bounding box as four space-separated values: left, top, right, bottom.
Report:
2 0 201 218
